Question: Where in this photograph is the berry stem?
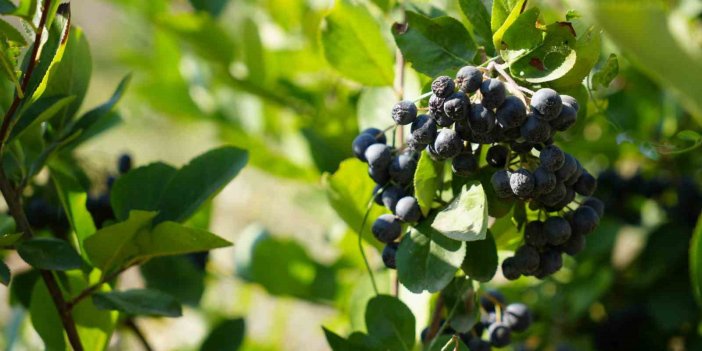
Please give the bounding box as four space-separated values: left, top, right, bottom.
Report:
413 91 434 103
490 62 529 106
358 193 381 296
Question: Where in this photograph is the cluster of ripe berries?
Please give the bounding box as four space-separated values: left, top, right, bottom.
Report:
351 64 603 274
421 290 532 350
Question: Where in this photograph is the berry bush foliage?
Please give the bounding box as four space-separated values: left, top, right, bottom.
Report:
324 0 613 349
0 2 248 350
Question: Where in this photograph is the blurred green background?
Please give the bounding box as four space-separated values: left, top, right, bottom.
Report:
2 0 702 350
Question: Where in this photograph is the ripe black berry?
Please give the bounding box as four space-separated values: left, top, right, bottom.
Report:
392 100 418 125
520 113 552 144
510 168 535 198
372 184 384 205
487 322 512 347
544 216 572 245
571 205 600 235
539 145 565 172
434 129 463 158
491 170 513 199
118 154 132 174
468 103 497 134
452 152 478 177
560 232 586 256
361 127 387 144
501 257 521 280
540 249 563 275
530 88 562 120
550 103 577 131
467 338 491 351
368 166 390 185
539 182 567 207
582 197 605 218
395 196 421 222
496 96 527 129
514 245 540 274
533 167 557 195
480 290 506 312
503 303 532 332
524 221 548 248
382 242 399 269
389 153 417 186
352 133 377 161
560 94 579 112
574 171 597 196
364 144 392 169
456 66 483 94
381 185 404 212
443 92 470 121
480 79 507 109
432 76 456 98
486 145 508 168
555 153 577 181
410 114 438 145
371 214 402 243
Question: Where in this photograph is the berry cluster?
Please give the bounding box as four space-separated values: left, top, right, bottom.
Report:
351 64 604 277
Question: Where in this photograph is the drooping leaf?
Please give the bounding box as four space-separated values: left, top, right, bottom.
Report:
49 163 97 257
29 279 66 350
364 295 415 351
0 260 9 285
93 289 182 317
9 95 76 142
17 237 83 270
42 27 92 129
154 146 248 223
321 0 394 86
110 162 178 221
592 53 619 89
413 151 443 217
431 182 488 241
458 0 495 54
396 219 465 293
393 11 477 77
689 213 702 306
323 159 387 249
461 230 498 282
200 318 245 351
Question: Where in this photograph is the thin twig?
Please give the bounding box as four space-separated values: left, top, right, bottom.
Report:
0 0 53 151
359 193 380 295
490 62 528 106
125 319 154 351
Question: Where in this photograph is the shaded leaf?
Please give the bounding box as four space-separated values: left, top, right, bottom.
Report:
592 53 619 89
397 219 465 293
140 255 206 306
29 279 66 350
189 0 229 17
157 12 235 64
9 95 76 142
458 0 495 54
0 232 22 246
18 237 83 270
321 0 394 86
393 11 477 77
441 277 479 333
110 162 178 221
431 182 488 241
365 295 415 351
690 213 702 306
0 260 9 285
200 318 245 351
461 230 498 282
93 289 182 317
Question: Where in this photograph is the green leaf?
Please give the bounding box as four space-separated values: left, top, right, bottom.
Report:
29 279 66 350
458 0 495 54
508 22 577 83
9 95 76 142
499 7 543 63
323 159 387 249
689 213 702 306
413 151 444 217
85 210 231 273
24 3 71 101
2 0 36 20
571 0 702 124
320 0 394 86
396 220 465 293
461 230 498 282
364 295 415 351
42 27 92 129
0 0 16 14
0 17 26 44
200 318 245 351
323 328 376 351
68 270 118 351
393 11 477 77
677 130 701 143
157 12 235 64
592 53 619 89
0 232 22 246
441 277 479 333
431 182 488 241
0 260 9 285
18 237 83 270
49 163 97 257
9 269 39 307
189 0 229 17
62 74 130 147
110 162 178 221
141 256 205 306
154 146 248 223
357 87 396 132
551 24 602 89
234 227 338 302
93 289 182 317
491 0 527 50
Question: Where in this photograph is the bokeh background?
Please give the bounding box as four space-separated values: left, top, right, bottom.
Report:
2 0 702 350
